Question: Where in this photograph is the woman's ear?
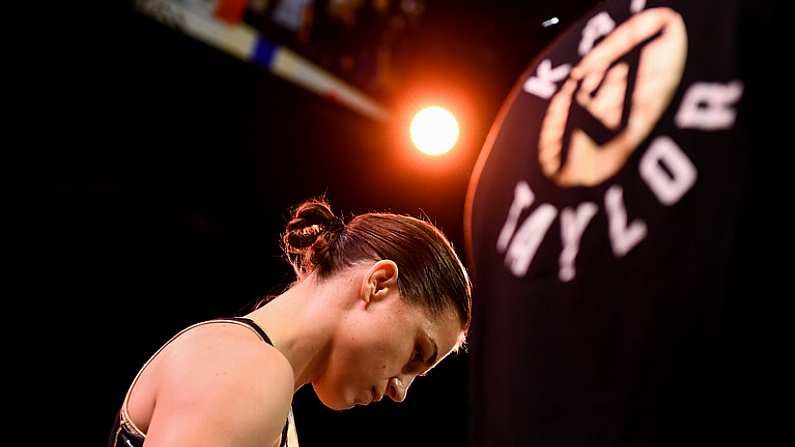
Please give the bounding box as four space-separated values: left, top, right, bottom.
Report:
361 260 399 304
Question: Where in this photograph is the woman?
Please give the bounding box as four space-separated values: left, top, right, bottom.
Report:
110 197 472 447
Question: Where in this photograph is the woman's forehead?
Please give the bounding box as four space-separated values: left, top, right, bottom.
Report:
420 308 464 358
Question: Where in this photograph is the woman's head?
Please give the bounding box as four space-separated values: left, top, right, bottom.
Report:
283 198 471 327
281 197 472 408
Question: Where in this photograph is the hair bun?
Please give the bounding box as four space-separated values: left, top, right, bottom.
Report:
282 198 345 277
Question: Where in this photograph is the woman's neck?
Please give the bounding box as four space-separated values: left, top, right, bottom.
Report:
244 272 354 391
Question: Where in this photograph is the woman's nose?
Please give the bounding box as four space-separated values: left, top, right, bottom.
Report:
387 375 415 402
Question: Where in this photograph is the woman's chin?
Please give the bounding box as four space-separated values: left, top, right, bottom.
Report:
324 399 355 411
314 388 355 411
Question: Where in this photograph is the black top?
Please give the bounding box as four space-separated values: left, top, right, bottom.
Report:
108 317 289 447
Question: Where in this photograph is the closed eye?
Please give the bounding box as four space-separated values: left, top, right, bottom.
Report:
412 346 423 364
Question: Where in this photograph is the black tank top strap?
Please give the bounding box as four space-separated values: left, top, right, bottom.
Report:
280 415 289 447
223 317 274 345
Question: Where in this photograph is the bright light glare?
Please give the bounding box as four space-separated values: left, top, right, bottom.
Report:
410 106 459 156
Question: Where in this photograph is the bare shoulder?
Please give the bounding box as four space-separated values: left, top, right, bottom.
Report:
144 322 294 447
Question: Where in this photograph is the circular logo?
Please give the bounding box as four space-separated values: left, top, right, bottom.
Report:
539 8 687 187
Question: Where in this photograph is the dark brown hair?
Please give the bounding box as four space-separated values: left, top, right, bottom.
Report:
281 197 472 331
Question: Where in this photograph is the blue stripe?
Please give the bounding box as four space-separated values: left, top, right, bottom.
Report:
252 36 277 67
